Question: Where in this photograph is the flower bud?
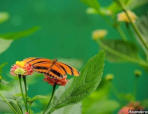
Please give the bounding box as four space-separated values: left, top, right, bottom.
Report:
105 74 114 81
117 10 137 23
92 29 107 40
86 8 97 14
0 12 9 23
134 70 142 77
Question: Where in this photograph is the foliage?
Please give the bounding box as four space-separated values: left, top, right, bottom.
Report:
46 51 105 113
0 39 13 54
0 0 148 113
0 12 39 55
52 103 81 114
0 26 39 40
81 0 148 113
82 79 119 114
0 50 104 114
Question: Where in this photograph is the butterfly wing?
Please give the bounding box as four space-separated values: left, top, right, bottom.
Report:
23 57 79 78
23 57 52 65
23 58 66 79
57 62 79 76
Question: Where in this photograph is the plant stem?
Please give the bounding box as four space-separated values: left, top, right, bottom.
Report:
18 75 28 112
111 84 122 103
133 76 138 101
116 0 148 53
23 76 29 112
43 83 57 114
125 23 135 41
116 25 127 41
0 93 17 113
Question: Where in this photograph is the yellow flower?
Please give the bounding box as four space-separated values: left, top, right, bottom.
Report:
117 10 137 23
10 60 34 76
16 61 25 67
105 74 114 81
92 29 107 40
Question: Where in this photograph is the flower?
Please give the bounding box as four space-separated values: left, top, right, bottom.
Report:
118 102 144 114
105 74 114 81
10 61 34 76
92 29 107 40
16 61 25 67
44 75 68 86
117 10 137 23
118 106 133 114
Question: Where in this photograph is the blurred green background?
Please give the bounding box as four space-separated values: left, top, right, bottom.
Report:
0 0 148 112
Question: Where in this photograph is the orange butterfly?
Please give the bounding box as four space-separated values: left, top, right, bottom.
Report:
23 57 80 79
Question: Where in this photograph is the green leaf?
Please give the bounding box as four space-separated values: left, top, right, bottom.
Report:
83 99 119 114
0 100 12 112
29 95 49 105
107 0 147 14
97 39 140 62
107 0 130 14
52 103 81 114
126 0 148 9
0 26 39 40
0 98 23 113
81 0 100 10
82 79 113 114
9 99 23 114
46 51 105 113
0 39 13 54
136 13 148 45
0 12 9 24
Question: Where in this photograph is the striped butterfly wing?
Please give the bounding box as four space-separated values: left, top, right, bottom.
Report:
23 57 79 78
57 62 80 76
23 57 52 65
33 62 66 79
23 57 67 79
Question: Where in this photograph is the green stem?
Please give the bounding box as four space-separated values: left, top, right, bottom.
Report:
111 84 122 102
125 23 135 40
116 0 148 53
111 15 127 41
133 77 138 101
43 83 57 114
23 76 29 112
18 75 28 112
115 25 127 41
0 93 17 113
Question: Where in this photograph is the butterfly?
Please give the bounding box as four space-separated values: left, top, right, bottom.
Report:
23 57 80 79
